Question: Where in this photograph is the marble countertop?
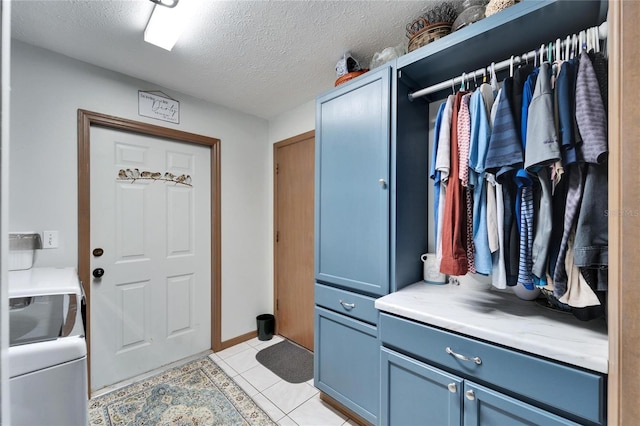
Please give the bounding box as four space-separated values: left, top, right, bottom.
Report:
375 282 609 374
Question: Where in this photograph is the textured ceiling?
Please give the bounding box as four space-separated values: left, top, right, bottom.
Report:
11 0 440 120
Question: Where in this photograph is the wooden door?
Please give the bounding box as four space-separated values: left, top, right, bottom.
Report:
89 126 211 392
274 131 315 350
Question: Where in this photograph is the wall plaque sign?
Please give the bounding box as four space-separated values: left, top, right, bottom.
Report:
138 90 180 124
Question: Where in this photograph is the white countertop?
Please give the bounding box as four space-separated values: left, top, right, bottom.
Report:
375 282 609 374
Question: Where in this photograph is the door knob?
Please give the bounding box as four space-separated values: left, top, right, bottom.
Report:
93 248 104 257
465 390 475 401
447 383 457 393
93 268 105 278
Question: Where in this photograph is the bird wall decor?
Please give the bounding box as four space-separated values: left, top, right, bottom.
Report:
116 169 192 186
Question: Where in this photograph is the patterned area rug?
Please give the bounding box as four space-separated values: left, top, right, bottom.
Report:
89 355 276 426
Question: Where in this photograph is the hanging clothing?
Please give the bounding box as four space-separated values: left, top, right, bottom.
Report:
556 59 580 166
487 173 507 289
435 95 456 265
485 78 523 286
574 50 609 292
440 91 470 276
525 62 561 286
468 85 494 275
430 101 447 253
457 93 476 274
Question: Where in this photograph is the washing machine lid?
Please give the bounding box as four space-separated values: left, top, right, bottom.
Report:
8 267 81 298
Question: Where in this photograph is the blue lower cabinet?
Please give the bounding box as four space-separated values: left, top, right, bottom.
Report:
381 347 581 426
381 348 462 426
314 306 379 424
463 382 579 426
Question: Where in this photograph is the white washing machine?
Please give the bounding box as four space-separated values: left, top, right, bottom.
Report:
8 267 88 426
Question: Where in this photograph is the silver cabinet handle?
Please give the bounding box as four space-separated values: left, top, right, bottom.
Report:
339 300 355 310
378 178 387 188
465 390 475 400
447 383 457 393
446 347 482 365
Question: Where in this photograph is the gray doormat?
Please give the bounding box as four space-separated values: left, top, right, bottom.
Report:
255 340 313 384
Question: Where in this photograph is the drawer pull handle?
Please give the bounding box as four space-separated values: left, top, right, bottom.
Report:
446 347 482 365
339 300 355 310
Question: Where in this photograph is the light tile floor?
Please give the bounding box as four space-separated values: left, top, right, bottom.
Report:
211 335 359 426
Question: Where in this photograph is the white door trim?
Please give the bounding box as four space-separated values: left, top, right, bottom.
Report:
77 109 222 395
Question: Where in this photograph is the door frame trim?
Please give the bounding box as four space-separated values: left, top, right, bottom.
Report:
77 109 222 395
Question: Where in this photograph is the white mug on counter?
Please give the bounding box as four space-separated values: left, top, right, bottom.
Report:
421 253 447 285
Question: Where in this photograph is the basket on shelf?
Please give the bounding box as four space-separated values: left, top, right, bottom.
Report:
407 21 453 52
405 2 457 53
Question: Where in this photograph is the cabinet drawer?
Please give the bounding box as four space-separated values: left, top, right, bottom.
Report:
380 313 605 425
315 283 378 325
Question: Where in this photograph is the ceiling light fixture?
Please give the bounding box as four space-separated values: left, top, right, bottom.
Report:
149 0 179 8
144 0 186 51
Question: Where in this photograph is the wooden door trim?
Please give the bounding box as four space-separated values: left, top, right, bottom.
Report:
77 109 222 395
608 0 640 423
273 130 315 338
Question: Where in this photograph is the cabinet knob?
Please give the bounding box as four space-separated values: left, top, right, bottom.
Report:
378 178 387 188
447 383 457 393
465 390 475 401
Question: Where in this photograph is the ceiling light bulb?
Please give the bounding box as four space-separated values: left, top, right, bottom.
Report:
144 3 186 51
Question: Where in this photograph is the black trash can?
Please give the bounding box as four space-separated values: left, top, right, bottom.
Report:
256 314 275 341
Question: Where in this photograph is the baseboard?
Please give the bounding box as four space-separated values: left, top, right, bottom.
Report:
319 392 372 426
218 330 257 351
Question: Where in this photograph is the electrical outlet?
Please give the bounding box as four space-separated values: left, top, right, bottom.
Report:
43 230 59 249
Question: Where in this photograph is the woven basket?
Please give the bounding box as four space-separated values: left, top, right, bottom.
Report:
335 69 368 87
408 22 453 52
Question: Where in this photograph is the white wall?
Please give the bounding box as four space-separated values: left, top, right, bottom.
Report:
268 99 315 145
9 40 272 341
1 2 11 423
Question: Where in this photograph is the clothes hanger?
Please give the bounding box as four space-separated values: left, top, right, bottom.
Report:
490 62 498 91
460 72 466 91
555 38 561 62
540 44 545 65
565 35 571 61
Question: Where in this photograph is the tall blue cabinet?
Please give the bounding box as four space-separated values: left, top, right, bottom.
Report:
314 1 606 424
314 64 430 424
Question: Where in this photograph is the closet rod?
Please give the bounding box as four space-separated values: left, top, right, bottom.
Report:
407 22 607 101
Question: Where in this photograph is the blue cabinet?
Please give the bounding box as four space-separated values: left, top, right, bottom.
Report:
380 313 606 426
381 347 462 426
314 62 430 424
314 306 379 424
315 66 392 296
381 346 580 426
464 382 580 426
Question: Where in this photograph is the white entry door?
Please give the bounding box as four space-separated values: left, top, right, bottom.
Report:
89 126 211 392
